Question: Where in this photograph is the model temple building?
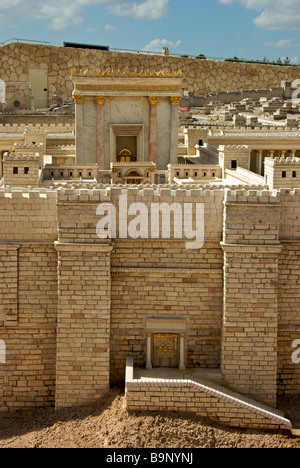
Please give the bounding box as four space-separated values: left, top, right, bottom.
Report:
0 56 300 432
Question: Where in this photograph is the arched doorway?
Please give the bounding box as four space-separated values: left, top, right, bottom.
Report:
125 170 142 185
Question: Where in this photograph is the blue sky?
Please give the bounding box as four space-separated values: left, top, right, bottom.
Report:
0 0 300 63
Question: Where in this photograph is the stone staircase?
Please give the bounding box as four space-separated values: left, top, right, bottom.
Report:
184 374 292 430
125 358 293 431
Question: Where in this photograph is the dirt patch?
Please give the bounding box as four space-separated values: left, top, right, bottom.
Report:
0 388 299 448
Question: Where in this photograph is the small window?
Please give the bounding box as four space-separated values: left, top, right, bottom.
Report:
79 172 82 177
60 172 64 177
212 172 216 177
70 172 73 177
185 171 189 177
24 167 29 175
203 172 207 177
194 171 198 177
282 171 287 178
51 172 54 177
231 160 237 169
176 171 180 177
293 171 297 178
13 167 18 175
88 172 92 177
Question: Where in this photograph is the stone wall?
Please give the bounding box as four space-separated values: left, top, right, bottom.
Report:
3 153 40 187
0 245 57 410
125 358 292 431
265 157 300 190
1 43 299 109
222 190 282 406
1 186 300 412
277 190 300 395
0 190 58 409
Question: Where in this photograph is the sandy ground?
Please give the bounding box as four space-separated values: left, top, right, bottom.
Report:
0 388 300 449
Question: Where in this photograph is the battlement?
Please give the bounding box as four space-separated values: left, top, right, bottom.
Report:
0 123 75 135
219 144 250 151
110 162 156 167
13 143 45 150
224 188 280 204
56 185 224 203
0 187 57 199
265 156 300 165
24 127 48 136
3 152 40 161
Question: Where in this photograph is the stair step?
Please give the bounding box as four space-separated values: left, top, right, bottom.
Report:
291 426 300 437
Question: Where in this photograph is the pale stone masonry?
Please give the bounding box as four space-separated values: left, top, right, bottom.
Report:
1 42 300 109
0 185 300 422
1 60 300 429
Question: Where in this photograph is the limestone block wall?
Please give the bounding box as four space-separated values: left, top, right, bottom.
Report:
55 242 113 408
0 188 57 242
277 190 300 395
222 190 282 406
219 145 251 177
57 186 223 388
265 157 300 190
0 43 299 109
57 186 224 388
110 240 223 383
1 184 300 412
0 245 57 410
3 153 40 187
125 359 292 430
0 189 58 410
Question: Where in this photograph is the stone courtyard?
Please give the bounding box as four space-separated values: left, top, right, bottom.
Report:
0 41 300 434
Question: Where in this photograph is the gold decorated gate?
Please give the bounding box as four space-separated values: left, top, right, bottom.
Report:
153 334 179 368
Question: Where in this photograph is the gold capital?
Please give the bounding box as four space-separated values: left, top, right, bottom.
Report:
170 96 181 105
96 96 106 105
148 96 159 106
73 95 84 104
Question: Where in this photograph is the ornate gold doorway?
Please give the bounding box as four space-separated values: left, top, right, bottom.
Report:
153 334 179 368
118 148 134 163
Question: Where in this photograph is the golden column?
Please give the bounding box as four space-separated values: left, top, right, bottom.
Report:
73 95 85 163
148 96 159 164
96 96 106 170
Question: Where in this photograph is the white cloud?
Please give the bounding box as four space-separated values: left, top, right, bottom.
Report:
219 0 300 30
108 0 169 20
105 24 117 32
264 39 298 49
0 0 170 30
142 38 181 52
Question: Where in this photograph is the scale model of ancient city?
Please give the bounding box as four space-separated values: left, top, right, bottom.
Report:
1 40 300 432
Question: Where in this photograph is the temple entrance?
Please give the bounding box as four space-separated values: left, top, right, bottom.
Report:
118 148 134 163
116 136 137 162
152 334 179 368
125 170 142 185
